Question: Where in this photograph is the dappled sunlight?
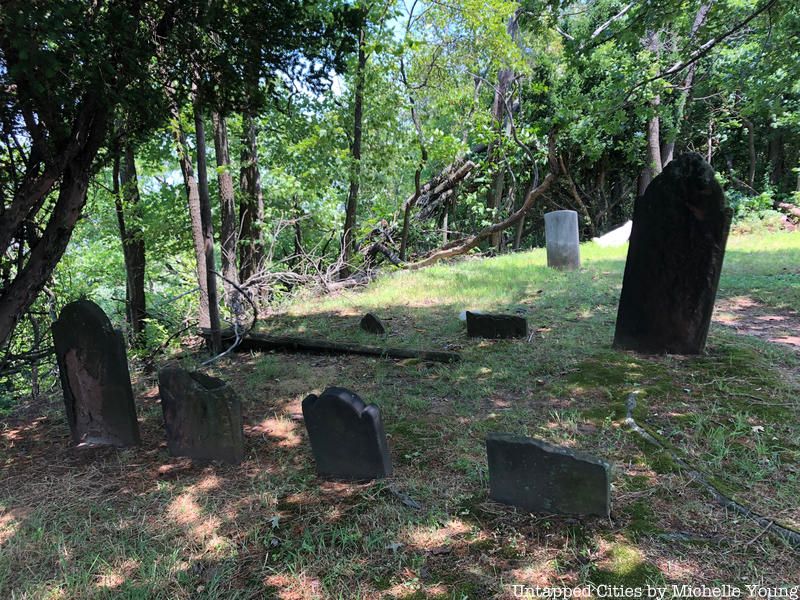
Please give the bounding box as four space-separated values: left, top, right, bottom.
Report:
94 558 140 590
247 416 303 448
506 558 559 586
0 507 27 545
264 572 324 599
405 518 471 550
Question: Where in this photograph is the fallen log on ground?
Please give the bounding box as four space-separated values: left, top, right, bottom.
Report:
201 330 461 363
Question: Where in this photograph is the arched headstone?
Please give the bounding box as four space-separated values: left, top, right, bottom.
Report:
613 153 732 354
544 210 580 270
302 387 392 480
52 300 140 446
158 367 244 464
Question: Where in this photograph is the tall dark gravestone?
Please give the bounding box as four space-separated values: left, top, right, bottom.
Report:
52 300 140 446
614 153 732 354
302 387 392 480
486 433 611 517
158 367 244 464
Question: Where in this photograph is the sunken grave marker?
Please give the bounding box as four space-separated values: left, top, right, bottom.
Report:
613 153 732 354
302 387 392 480
360 313 386 335
52 300 141 447
158 367 244 464
466 311 527 339
486 433 611 517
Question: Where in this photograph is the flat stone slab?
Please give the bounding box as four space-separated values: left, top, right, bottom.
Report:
360 313 386 335
614 153 731 354
302 387 392 480
466 311 527 339
52 300 140 447
158 367 244 464
486 433 611 517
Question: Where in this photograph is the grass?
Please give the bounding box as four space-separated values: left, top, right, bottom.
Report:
2 231 800 598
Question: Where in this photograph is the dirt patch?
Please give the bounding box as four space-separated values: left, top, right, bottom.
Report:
714 296 800 350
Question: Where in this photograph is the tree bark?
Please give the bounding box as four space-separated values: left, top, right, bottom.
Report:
0 104 109 346
212 112 239 305
239 113 265 284
640 30 663 195
742 118 756 187
342 25 367 276
194 103 222 354
661 1 713 167
171 102 210 330
769 127 785 190
486 13 520 250
116 144 147 346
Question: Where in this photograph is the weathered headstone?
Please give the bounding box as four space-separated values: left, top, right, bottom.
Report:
486 433 611 517
360 313 386 335
544 210 581 270
158 367 244 464
614 153 732 354
466 311 527 339
52 300 140 447
302 387 392 480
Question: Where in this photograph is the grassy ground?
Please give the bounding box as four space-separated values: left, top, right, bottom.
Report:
2 231 800 598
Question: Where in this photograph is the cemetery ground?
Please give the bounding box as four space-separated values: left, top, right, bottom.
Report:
2 230 800 598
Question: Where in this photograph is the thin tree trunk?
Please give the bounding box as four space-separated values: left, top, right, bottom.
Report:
742 118 756 187
171 102 210 330
212 112 239 305
661 1 713 166
239 113 265 284
640 30 663 195
342 25 367 276
118 145 147 346
194 102 222 354
486 13 519 249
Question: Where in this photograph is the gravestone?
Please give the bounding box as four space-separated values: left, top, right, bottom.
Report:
486 433 611 517
158 367 244 464
52 300 140 447
544 210 581 270
466 311 527 339
360 313 386 335
302 387 392 480
614 153 732 354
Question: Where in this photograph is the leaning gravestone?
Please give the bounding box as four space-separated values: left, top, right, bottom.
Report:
486 433 611 517
544 210 581 270
158 367 244 464
302 387 392 480
466 311 527 339
360 313 386 335
614 153 732 354
52 300 140 446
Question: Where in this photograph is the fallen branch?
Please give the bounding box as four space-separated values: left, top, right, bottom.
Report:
202 330 461 363
406 133 560 270
624 393 800 549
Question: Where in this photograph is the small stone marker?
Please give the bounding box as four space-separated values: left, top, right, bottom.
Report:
158 367 244 464
614 153 732 354
466 311 527 339
302 387 392 480
544 210 581 270
486 433 611 517
52 300 140 447
360 313 386 335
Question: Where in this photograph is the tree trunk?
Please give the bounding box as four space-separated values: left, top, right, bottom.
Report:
116 144 147 346
640 30 663 195
661 1 713 166
742 118 756 187
0 111 108 346
212 112 239 306
239 113 265 285
342 25 367 276
194 103 222 354
486 13 519 249
769 127 785 190
171 103 210 330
